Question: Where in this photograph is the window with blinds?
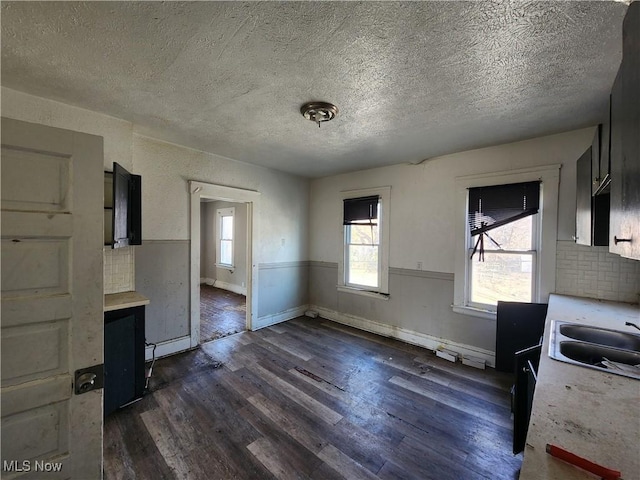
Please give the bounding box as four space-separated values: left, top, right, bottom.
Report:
467 181 541 308
343 195 380 289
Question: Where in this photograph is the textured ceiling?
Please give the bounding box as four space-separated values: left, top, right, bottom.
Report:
0 1 628 178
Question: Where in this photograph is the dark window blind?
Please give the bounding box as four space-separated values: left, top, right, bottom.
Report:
468 181 540 260
343 196 379 225
468 181 540 236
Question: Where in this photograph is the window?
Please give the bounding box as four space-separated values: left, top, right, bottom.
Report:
453 166 560 318
345 197 380 289
216 207 234 268
339 187 391 297
467 181 540 309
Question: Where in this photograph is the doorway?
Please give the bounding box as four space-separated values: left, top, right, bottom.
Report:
189 181 260 348
199 199 248 342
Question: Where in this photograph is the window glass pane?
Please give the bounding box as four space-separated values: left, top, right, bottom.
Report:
347 245 379 288
348 224 379 245
483 215 533 251
220 239 233 265
221 215 233 240
470 252 533 305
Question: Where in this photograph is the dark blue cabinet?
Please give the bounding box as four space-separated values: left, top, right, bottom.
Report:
104 306 145 416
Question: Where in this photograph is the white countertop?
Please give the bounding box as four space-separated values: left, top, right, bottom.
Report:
104 291 150 312
519 294 640 480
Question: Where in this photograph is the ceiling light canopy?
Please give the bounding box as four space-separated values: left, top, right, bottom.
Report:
300 102 338 127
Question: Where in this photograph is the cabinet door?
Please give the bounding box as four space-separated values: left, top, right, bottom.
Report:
111 163 142 248
610 3 640 259
513 344 541 455
113 162 131 248
104 306 145 416
129 173 142 245
575 148 592 246
590 126 601 195
594 98 612 195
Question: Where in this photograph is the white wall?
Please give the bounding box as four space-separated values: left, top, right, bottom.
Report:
310 128 593 273
133 134 308 259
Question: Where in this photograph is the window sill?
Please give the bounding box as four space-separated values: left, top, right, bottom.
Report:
215 264 235 271
337 285 389 300
451 304 496 320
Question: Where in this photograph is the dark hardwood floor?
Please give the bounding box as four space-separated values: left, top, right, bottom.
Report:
200 284 246 342
104 317 522 480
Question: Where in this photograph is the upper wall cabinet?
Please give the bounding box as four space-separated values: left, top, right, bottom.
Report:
609 2 640 260
104 162 142 248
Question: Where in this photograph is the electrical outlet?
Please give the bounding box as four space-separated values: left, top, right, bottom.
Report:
417 262 423 270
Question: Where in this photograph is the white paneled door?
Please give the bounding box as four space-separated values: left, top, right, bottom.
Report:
1 118 104 478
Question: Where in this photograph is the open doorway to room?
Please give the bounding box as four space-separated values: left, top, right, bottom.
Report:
199 199 248 342
189 181 260 349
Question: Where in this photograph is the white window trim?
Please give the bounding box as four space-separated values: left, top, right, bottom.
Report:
216 206 235 269
452 165 560 319
338 186 391 298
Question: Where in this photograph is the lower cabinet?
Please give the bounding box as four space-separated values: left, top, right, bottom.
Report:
104 306 145 416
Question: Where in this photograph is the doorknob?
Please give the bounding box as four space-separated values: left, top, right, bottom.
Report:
77 373 96 393
74 364 104 395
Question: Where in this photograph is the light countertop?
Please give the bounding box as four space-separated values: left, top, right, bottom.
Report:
104 291 150 312
519 294 640 480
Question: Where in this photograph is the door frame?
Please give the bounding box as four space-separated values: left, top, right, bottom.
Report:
189 181 260 347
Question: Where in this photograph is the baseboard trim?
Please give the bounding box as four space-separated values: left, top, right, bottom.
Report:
145 335 192 361
215 280 247 296
201 278 247 296
254 305 309 330
309 305 496 367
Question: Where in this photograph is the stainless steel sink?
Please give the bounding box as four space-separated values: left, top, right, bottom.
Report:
559 324 640 351
549 321 640 380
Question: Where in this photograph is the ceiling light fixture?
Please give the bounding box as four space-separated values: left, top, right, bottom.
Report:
300 102 338 128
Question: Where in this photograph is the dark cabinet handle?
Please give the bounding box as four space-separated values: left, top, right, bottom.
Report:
614 236 632 245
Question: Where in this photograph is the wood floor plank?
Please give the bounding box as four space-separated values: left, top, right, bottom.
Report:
103 412 137 480
247 437 308 480
239 405 325 479
388 434 488 480
388 375 512 429
251 362 344 425
247 393 328 454
139 408 202 480
259 333 314 361
267 323 288 334
317 444 381 480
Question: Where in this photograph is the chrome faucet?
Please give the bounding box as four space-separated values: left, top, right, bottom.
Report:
625 321 640 332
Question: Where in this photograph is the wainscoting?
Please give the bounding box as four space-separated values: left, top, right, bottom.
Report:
309 262 497 365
